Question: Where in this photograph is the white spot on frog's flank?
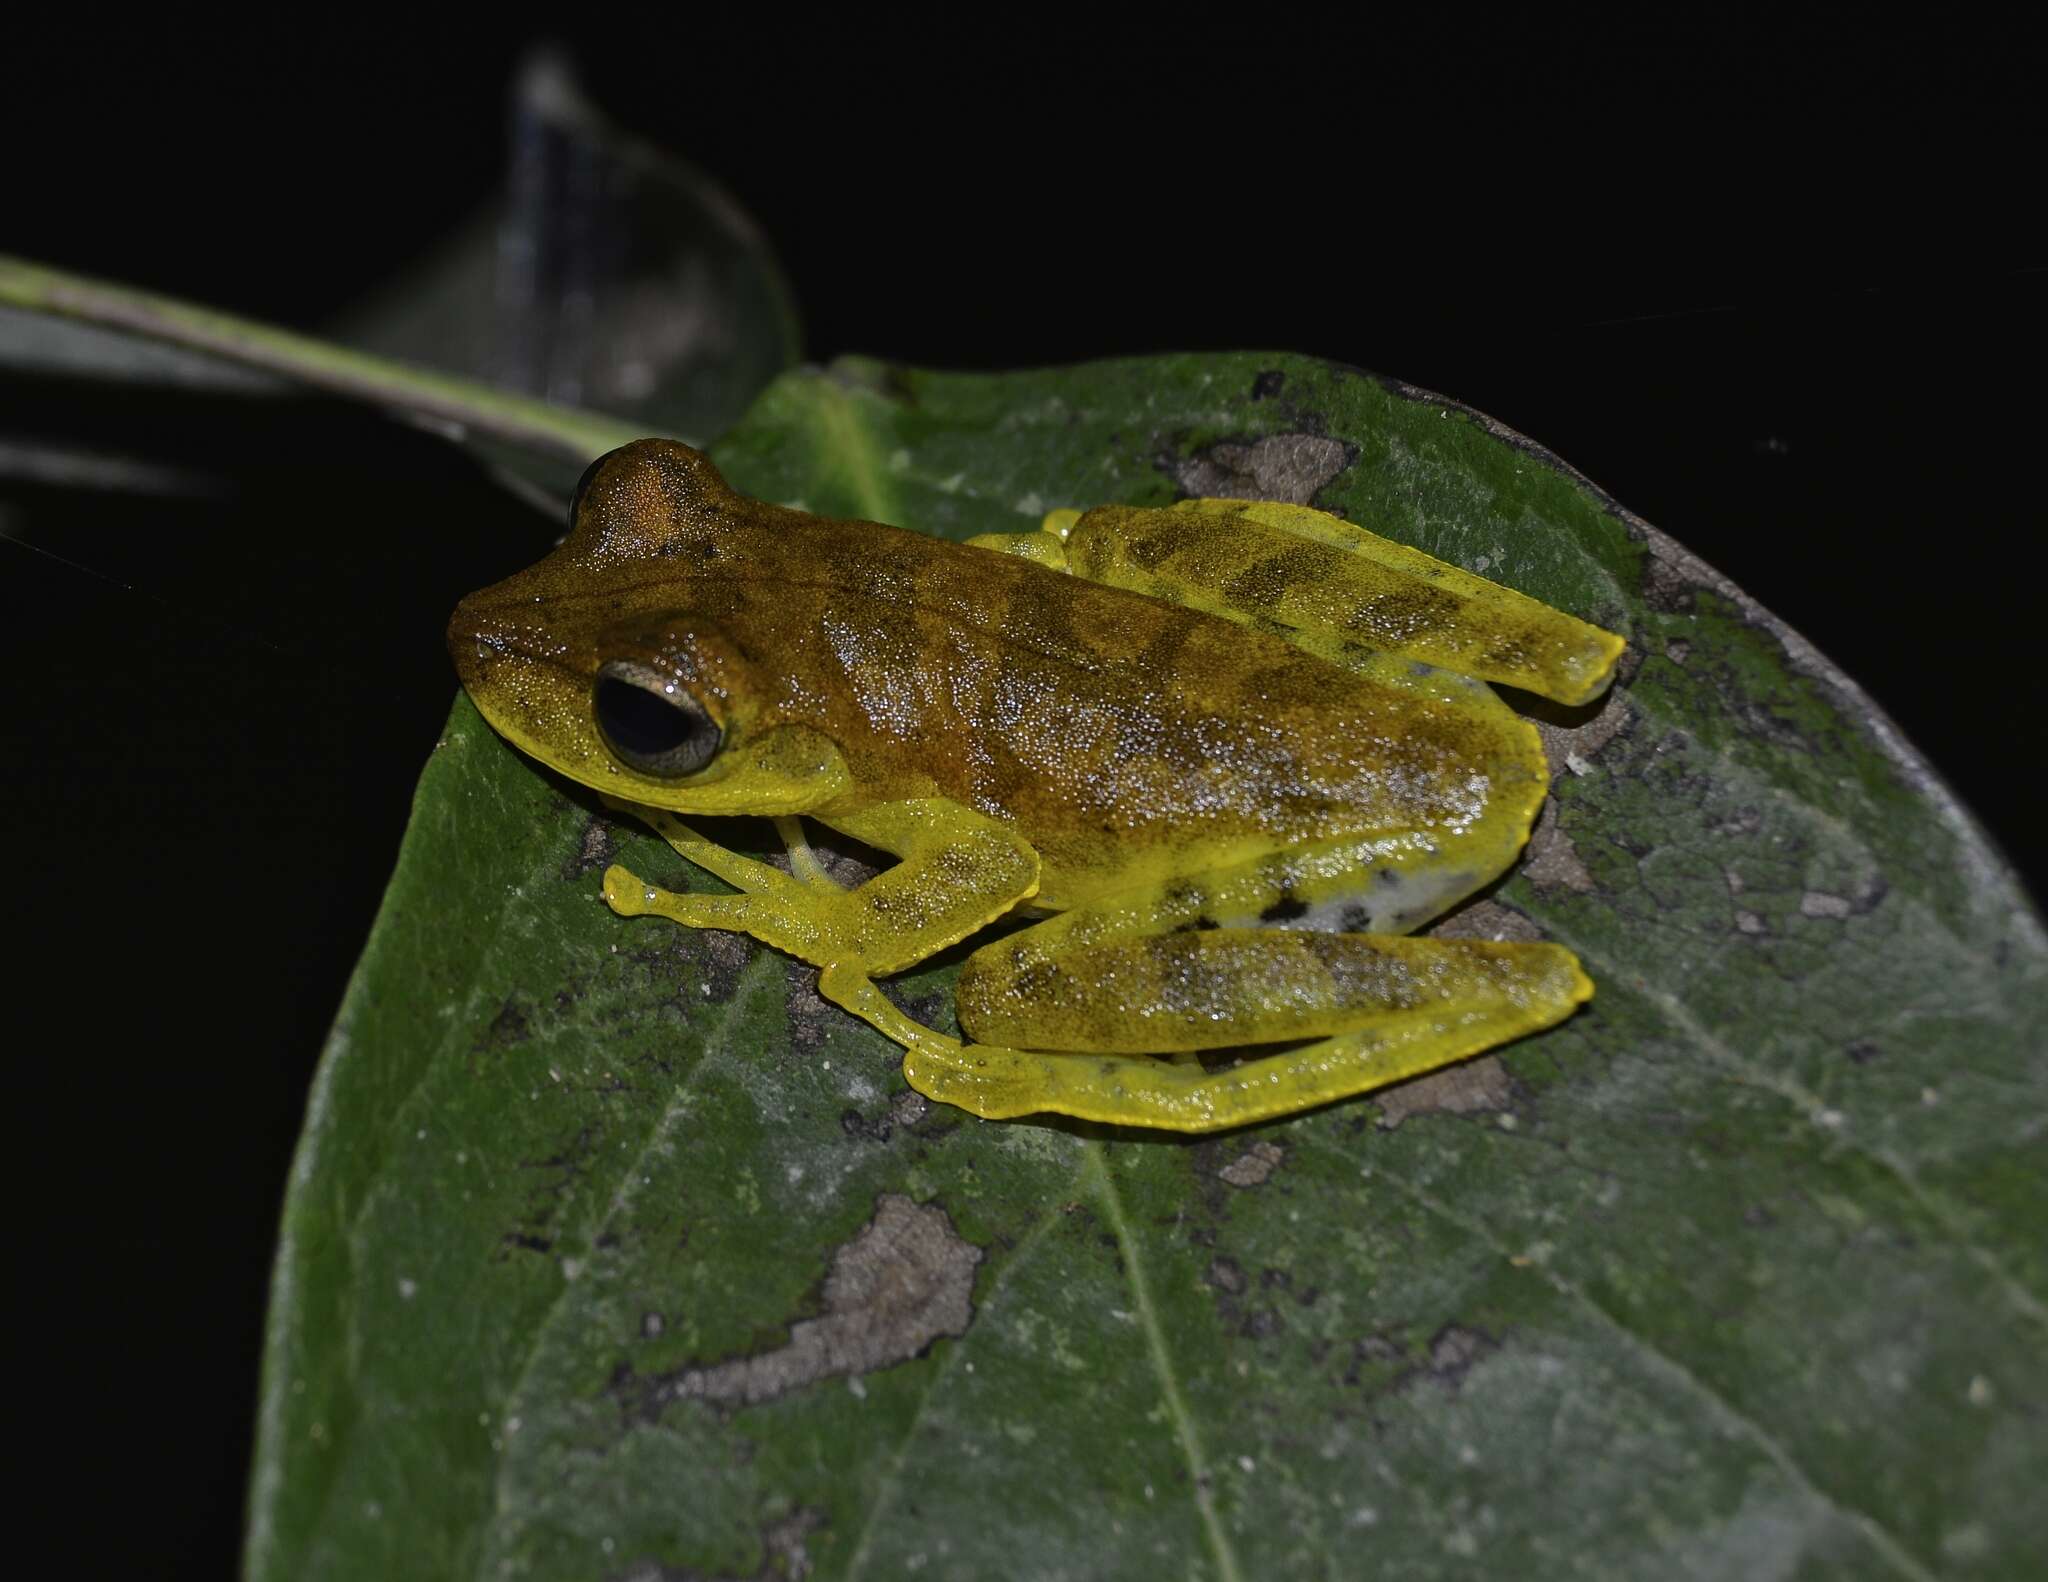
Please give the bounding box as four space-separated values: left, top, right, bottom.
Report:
1922 1087 1940 1106
1237 1456 1256 1473
1348 1507 1380 1528
1014 491 1045 516
787 1164 806 1185
1110 1308 1135 1324
1564 752 1593 776
1445 1530 1479 1558
398 1277 417 1301
1723 868 1745 895
1472 556 1491 573
888 448 912 473
938 471 967 494
1801 891 1854 919
363 1501 381 1520
1817 1110 1845 1130
1735 910 1767 935
1496 1113 1518 1131
1459 1444 1480 1465
848 1376 867 1400
1968 1374 1995 1407
561 1258 584 1281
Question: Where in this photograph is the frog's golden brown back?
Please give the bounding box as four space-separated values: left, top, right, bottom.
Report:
479 440 1545 903
666 497 1535 896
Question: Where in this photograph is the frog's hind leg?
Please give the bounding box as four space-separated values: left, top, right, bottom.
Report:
1059 497 1624 705
917 829 1593 1131
894 930 1589 1133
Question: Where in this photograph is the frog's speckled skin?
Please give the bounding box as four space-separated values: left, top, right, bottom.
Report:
450 440 1624 1132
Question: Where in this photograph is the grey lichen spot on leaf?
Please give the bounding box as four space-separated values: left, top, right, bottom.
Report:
564 814 621 881
1421 1323 1500 1391
890 1090 930 1128
1172 432 1350 505
1217 1139 1285 1188
1800 890 1855 920
665 1196 979 1408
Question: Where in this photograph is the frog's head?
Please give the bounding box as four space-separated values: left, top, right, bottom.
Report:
449 440 851 814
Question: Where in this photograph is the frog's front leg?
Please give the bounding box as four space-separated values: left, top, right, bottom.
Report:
602 796 1041 1005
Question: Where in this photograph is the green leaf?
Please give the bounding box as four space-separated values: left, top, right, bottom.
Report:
249 353 2046 1580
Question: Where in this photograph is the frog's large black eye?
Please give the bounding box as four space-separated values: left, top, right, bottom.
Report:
593 661 722 778
567 454 608 527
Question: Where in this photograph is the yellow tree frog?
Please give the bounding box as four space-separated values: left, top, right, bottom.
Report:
449 440 1624 1133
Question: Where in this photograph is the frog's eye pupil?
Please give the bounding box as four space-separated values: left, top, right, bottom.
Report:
594 661 721 777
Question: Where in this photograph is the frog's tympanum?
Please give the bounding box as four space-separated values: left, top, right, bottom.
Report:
450 440 1624 1132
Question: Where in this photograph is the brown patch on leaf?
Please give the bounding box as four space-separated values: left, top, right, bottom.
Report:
1520 799 1597 895
1641 546 1704 614
782 957 838 1051
1429 900 1541 943
1373 1057 1513 1129
1217 1139 1285 1188
1171 432 1350 504
1530 687 1634 778
631 1196 980 1412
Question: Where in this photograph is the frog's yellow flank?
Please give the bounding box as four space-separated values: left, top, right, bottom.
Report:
450 439 1624 1133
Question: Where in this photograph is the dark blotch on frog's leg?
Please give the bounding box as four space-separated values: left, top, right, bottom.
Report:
1260 894 1310 924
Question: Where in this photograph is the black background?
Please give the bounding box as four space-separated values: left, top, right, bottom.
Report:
4 17 2040 1576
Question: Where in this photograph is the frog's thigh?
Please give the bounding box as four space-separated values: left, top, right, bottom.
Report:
959 925 1588 1054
